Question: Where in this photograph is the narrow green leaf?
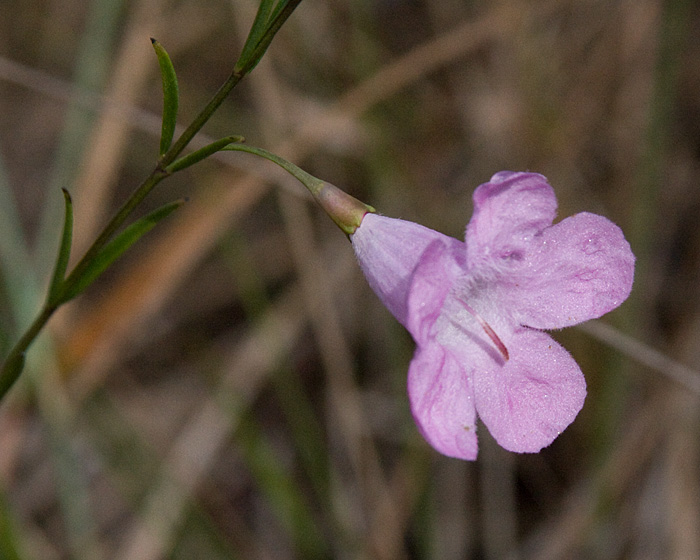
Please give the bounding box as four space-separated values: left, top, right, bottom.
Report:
234 0 304 75
269 0 292 22
0 141 40 328
47 189 73 305
165 135 244 174
62 199 185 302
151 38 179 156
238 0 275 66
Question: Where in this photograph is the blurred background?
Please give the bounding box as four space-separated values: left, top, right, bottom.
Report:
1 0 699 558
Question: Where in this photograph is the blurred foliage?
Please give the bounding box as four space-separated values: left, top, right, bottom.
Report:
0 0 699 558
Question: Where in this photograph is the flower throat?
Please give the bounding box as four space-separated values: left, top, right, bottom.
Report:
461 301 509 361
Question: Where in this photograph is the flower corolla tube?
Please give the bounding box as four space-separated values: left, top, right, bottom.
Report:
350 171 635 460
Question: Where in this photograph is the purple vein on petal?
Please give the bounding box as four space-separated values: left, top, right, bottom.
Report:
461 301 510 361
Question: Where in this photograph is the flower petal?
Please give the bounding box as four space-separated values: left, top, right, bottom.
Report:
351 213 459 327
473 328 586 453
405 238 463 344
408 343 478 460
466 172 557 269
508 212 635 329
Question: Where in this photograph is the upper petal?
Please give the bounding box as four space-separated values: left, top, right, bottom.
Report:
473 328 586 453
408 342 478 460
506 212 635 329
351 212 462 327
466 172 557 269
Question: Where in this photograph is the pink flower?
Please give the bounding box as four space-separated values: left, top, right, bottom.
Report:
351 172 635 460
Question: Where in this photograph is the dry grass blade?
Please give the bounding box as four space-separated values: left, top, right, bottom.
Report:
111 273 319 560
578 320 700 395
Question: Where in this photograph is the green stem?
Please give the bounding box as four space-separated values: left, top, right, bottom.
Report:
225 144 325 194
0 0 307 401
58 67 245 300
160 71 244 168
0 304 55 398
224 144 374 235
65 0 309 288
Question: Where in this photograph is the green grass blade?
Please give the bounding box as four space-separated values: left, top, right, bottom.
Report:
0 146 41 333
151 39 179 156
35 0 127 277
41 410 102 560
235 414 328 558
222 234 332 503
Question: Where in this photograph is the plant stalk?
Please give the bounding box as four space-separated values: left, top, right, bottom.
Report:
0 0 304 400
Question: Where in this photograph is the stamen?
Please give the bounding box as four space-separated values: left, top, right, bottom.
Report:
461 302 509 361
